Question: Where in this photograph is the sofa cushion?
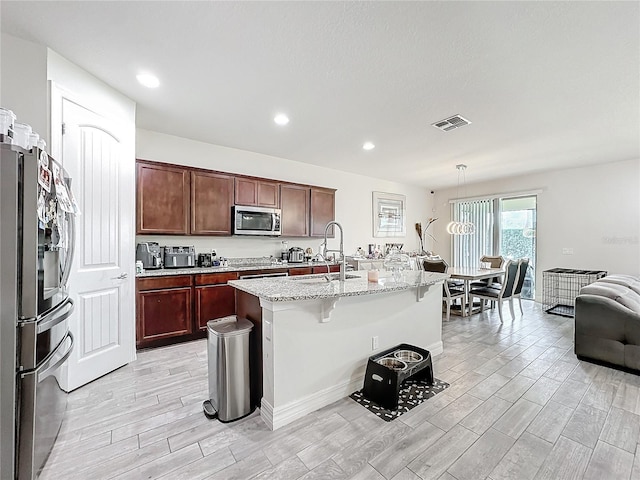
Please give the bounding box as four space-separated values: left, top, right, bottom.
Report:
580 283 640 312
597 275 640 295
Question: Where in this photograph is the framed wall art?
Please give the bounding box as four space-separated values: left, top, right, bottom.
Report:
372 191 406 237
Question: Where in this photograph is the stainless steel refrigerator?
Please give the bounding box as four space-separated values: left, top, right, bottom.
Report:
1 142 76 479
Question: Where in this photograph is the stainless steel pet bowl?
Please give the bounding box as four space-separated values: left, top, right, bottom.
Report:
394 350 423 363
377 357 407 371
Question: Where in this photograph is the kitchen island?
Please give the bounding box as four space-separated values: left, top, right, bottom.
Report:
229 269 448 430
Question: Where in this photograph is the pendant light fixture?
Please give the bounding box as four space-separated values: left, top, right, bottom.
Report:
447 164 475 235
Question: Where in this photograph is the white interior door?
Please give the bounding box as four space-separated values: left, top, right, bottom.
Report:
58 97 135 391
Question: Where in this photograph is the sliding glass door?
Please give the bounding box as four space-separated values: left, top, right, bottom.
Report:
499 196 536 299
451 194 537 298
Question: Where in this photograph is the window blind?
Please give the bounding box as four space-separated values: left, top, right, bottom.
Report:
452 199 494 268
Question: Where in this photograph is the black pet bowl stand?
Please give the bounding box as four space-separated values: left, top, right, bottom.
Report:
362 343 433 411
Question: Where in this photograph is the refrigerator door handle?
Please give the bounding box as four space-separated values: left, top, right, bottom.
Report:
19 297 74 370
60 211 75 290
37 332 74 382
36 297 74 334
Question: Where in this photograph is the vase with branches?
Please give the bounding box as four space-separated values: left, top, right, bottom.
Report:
415 217 438 255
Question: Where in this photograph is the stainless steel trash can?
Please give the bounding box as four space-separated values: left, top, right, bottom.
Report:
202 315 254 422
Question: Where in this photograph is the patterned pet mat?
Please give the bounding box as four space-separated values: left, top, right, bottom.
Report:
350 378 450 422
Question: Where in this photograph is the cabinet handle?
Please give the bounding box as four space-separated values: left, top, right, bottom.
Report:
112 272 128 280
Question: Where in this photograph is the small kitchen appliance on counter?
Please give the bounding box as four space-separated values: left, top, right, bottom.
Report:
198 253 213 267
288 247 305 263
164 246 196 268
136 242 163 269
197 253 212 267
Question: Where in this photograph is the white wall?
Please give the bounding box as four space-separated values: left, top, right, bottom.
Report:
433 158 640 300
136 129 432 259
47 49 135 126
0 34 48 143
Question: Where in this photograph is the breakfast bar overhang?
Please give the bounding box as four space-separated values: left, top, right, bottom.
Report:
230 270 448 430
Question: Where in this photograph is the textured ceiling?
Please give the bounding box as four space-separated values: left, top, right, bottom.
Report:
2 1 639 189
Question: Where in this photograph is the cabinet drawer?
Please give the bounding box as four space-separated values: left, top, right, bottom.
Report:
238 269 288 278
312 265 340 274
289 267 313 276
137 275 193 291
195 272 239 286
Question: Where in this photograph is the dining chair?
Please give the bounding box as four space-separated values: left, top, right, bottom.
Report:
469 260 520 323
470 255 505 288
470 255 505 309
510 258 530 314
422 259 465 321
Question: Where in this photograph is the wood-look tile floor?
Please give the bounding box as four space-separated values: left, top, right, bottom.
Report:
41 301 640 479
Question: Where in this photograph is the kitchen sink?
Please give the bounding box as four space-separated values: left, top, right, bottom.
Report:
290 273 361 284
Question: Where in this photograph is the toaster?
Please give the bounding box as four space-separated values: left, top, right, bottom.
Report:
136 242 163 269
164 246 196 269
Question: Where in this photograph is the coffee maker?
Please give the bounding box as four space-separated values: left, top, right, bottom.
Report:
136 242 163 269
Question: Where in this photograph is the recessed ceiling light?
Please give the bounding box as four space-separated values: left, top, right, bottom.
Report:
274 113 289 126
363 142 375 151
136 73 160 88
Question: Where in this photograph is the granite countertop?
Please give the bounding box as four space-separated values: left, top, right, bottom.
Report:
136 261 337 278
228 270 449 302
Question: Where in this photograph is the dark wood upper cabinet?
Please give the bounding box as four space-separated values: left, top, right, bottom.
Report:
136 159 334 239
235 177 279 208
235 177 257 205
280 184 310 237
136 161 190 234
191 170 234 235
310 187 336 237
257 180 279 208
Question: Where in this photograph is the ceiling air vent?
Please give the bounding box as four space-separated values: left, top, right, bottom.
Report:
432 114 471 132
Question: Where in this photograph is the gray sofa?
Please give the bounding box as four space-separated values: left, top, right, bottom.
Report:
575 275 640 370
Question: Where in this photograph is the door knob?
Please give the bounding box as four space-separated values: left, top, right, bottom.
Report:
111 272 128 280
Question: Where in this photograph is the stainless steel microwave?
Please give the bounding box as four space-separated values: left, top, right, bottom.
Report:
233 205 281 236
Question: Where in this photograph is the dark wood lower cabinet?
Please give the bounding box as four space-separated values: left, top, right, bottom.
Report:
288 266 313 276
136 266 337 350
194 272 239 330
137 283 193 348
312 264 341 274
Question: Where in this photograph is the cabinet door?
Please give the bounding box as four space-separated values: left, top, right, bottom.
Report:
280 184 310 237
136 161 190 234
191 171 234 235
257 180 279 207
310 187 336 237
195 285 237 331
235 178 280 208
137 287 193 346
235 177 257 205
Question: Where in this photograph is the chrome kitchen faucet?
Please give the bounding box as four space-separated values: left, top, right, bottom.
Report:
321 221 346 281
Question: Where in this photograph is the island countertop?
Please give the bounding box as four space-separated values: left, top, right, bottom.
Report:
228 270 449 302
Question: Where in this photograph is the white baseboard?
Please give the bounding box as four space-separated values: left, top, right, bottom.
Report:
261 339 444 430
427 340 444 356
262 376 364 430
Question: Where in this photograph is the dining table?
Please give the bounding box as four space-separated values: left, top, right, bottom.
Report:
448 266 505 316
